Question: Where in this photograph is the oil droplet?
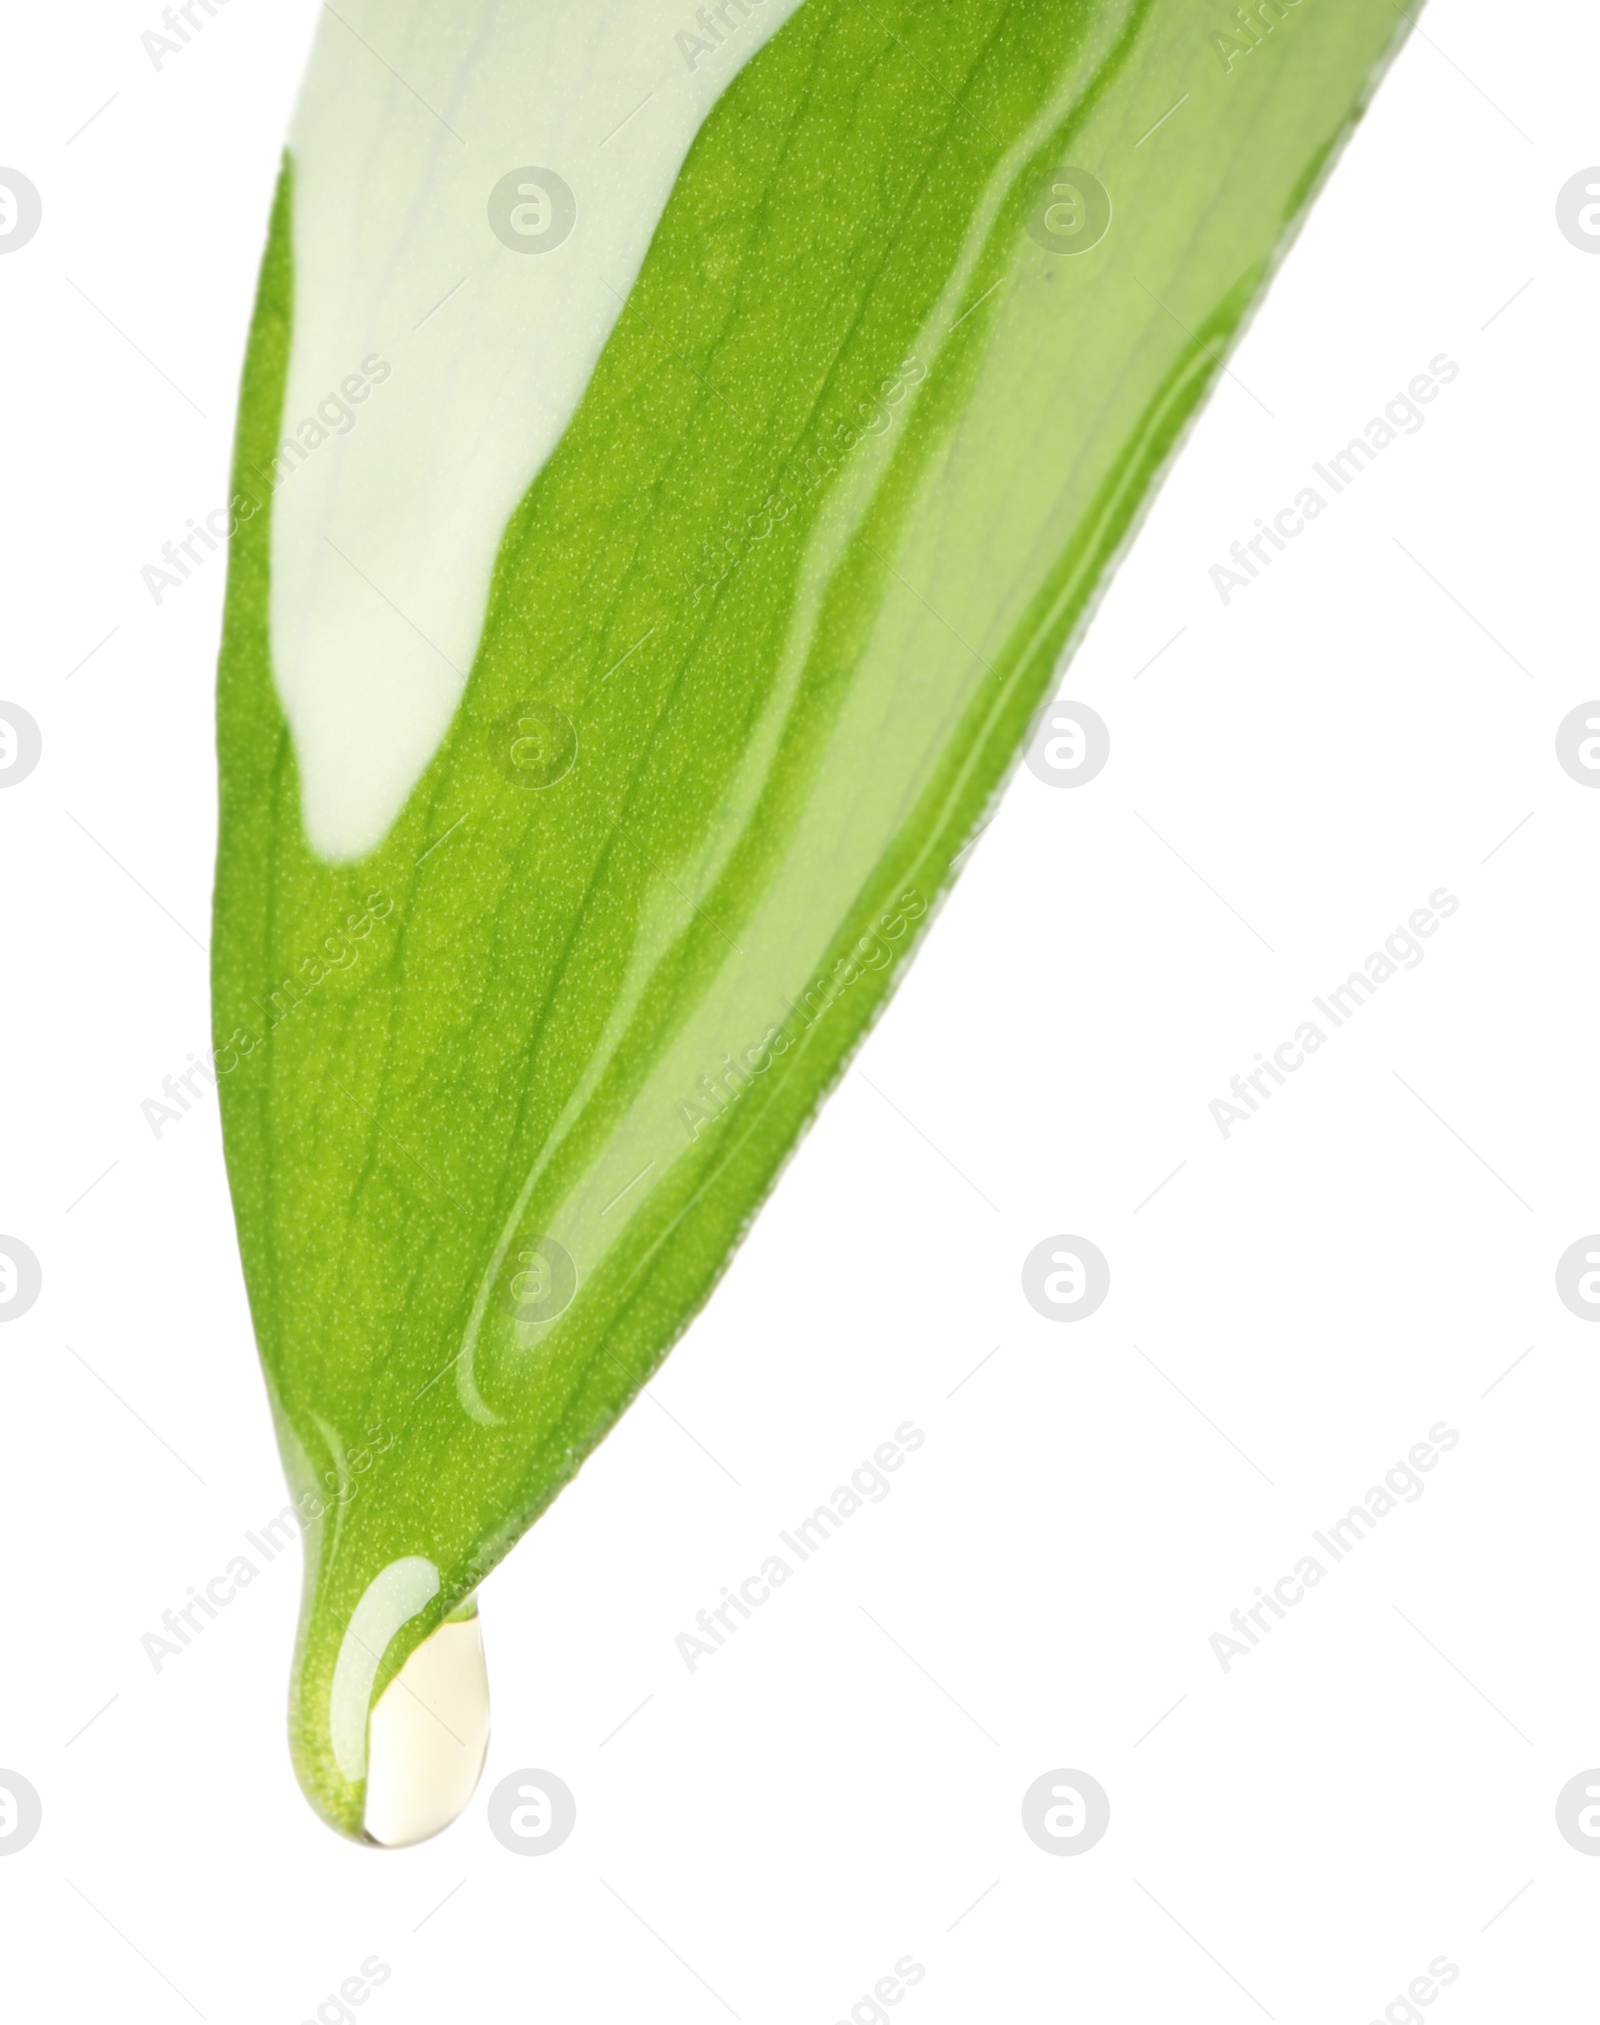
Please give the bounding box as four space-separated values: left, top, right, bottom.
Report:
364 1613 490 1848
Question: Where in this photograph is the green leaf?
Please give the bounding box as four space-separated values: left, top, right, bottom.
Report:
214 0 1413 1837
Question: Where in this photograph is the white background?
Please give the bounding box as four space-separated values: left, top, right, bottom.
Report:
2 2 1596 2020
